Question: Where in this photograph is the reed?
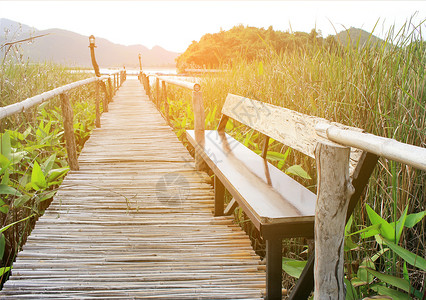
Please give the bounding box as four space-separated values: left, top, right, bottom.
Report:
158 20 425 298
0 60 96 286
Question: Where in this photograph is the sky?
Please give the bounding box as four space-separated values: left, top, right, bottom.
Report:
0 1 425 53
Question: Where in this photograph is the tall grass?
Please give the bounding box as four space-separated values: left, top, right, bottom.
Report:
156 21 425 298
0 58 98 286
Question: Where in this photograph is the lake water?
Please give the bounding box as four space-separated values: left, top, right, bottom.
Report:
101 67 177 76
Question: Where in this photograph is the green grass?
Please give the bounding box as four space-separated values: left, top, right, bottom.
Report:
0 60 100 286
154 21 426 298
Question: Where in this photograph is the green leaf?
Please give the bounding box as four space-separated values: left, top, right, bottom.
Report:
42 153 57 175
0 132 11 160
395 204 409 242
0 214 35 233
357 259 375 284
404 210 426 228
402 261 409 281
9 151 26 165
285 165 312 180
282 258 307 279
38 190 56 202
370 284 410 300
47 167 69 182
383 237 426 271
345 215 353 236
0 184 22 196
0 153 10 169
0 233 5 259
1 169 9 185
0 204 9 214
31 161 47 190
344 278 358 300
13 195 32 208
348 223 381 239
366 204 395 242
0 266 12 276
365 267 422 298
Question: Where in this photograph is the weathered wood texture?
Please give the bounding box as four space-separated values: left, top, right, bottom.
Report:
222 94 363 175
59 93 79 171
314 141 354 300
1 79 265 299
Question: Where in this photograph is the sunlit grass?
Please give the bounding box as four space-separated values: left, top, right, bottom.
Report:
156 21 425 298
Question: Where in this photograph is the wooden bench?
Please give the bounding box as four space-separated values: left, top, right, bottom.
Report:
186 93 378 300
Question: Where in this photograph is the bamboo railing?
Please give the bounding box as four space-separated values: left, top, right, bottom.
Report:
0 70 125 170
140 73 205 170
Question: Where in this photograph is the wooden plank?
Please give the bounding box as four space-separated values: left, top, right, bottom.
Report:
187 130 316 227
222 93 363 175
1 78 265 299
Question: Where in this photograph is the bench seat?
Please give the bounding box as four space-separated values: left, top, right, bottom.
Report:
187 130 316 237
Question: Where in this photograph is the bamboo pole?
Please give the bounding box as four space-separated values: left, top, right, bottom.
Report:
162 81 169 124
95 82 100 128
60 93 79 171
316 123 426 171
0 77 107 120
156 76 200 91
156 78 160 108
192 90 207 171
314 141 354 300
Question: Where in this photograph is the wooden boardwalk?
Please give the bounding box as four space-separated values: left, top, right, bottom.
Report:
2 79 265 299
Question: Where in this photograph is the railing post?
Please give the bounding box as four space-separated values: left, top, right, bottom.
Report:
113 74 117 95
146 76 151 99
314 141 354 300
95 81 101 128
102 81 109 113
156 78 160 108
192 86 207 171
60 92 79 171
162 81 169 124
108 77 113 102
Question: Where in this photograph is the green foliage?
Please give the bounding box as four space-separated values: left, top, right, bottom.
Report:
176 25 328 71
0 61 97 284
282 258 307 279
156 20 426 298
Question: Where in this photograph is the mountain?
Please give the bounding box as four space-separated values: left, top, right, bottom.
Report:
334 27 384 48
0 18 178 68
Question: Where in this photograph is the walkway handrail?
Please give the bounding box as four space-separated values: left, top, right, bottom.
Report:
316 123 426 171
0 76 107 120
155 75 201 91
1 71 125 170
140 72 206 170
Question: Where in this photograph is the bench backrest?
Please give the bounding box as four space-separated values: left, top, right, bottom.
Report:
221 93 363 176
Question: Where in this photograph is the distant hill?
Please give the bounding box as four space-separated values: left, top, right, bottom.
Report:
0 18 178 68
334 27 384 48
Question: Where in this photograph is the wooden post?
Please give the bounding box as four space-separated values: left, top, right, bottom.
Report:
314 141 354 300
113 74 117 95
60 93 79 171
108 78 113 103
162 81 169 124
146 76 151 99
214 176 225 216
95 81 100 128
156 78 160 108
192 90 207 171
266 238 283 300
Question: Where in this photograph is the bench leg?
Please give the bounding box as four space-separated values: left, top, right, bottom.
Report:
266 238 282 300
214 176 225 216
